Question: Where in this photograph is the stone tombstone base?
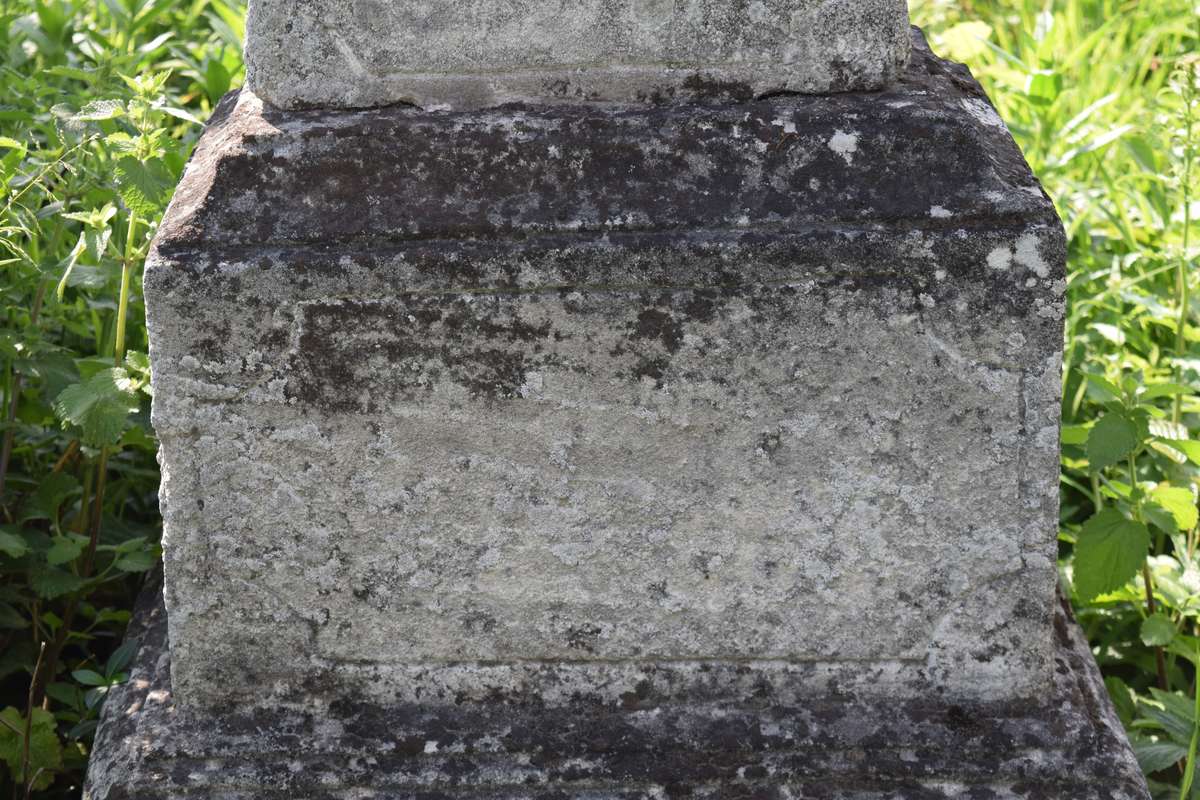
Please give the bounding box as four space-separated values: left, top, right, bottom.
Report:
85 29 1150 800
86 575 1146 799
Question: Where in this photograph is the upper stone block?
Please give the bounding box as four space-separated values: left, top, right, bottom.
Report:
244 0 912 110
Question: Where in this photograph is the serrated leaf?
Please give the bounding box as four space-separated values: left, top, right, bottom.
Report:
1087 412 1140 473
124 350 150 374
0 527 29 559
1141 613 1176 646
115 156 172 217
45 534 88 567
104 131 139 153
29 568 85 600
53 368 139 447
73 99 125 121
0 707 62 789
1073 509 1149 601
24 472 81 522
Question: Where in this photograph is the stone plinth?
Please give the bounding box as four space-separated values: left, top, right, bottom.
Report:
84 27 1150 800
151 33 1061 709
245 0 912 109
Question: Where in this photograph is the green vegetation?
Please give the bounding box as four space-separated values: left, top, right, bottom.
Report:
0 0 1196 796
0 0 242 795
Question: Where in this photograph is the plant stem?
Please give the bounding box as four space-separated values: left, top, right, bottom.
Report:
1183 637 1200 799
1175 63 1196 425
31 448 108 709
114 212 139 366
20 643 44 800
0 281 47 503
1142 563 1170 691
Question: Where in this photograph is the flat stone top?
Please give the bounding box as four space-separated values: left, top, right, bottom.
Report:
164 32 1052 258
244 0 911 110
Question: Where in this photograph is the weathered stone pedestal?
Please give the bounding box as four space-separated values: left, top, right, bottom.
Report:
86 2 1147 796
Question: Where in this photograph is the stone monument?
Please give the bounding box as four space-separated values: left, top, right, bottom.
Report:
85 1 1150 797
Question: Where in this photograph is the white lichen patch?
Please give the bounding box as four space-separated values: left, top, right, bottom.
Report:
1013 233 1049 277
987 246 1013 271
828 130 859 165
929 206 952 219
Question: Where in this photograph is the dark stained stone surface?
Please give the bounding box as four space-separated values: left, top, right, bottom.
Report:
84 574 1148 799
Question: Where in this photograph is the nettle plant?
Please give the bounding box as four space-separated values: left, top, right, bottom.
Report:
0 0 242 794
0 75 181 794
1059 60 1200 795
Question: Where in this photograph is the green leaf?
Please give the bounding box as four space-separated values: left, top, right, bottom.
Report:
71 669 105 687
1159 439 1200 467
106 639 139 677
1146 486 1199 532
53 368 140 447
0 527 29 559
72 99 125 121
45 534 88 567
1084 374 1123 403
1104 676 1137 727
937 20 994 61
1141 383 1196 400
0 707 62 789
24 472 81 522
115 156 172 217
1141 614 1176 647
29 568 85 600
124 350 150 374
1061 424 1090 446
1143 688 1198 744
114 548 157 573
55 232 88 301
0 604 28 630
1087 412 1140 473
1131 735 1188 774
1073 509 1150 601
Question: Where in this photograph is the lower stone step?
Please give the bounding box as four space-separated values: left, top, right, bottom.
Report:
85 574 1146 799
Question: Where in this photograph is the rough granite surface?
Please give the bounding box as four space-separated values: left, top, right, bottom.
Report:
84 574 1149 799
244 0 911 110
147 32 1067 709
